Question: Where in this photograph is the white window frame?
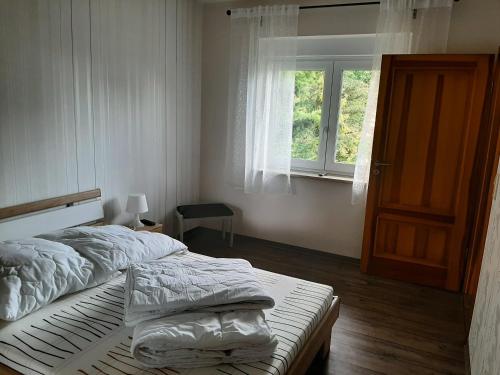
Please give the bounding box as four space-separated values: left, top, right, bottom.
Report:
291 60 333 172
325 59 372 176
291 55 372 177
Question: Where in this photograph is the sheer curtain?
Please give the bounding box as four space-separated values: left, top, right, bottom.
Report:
351 0 453 204
225 5 299 194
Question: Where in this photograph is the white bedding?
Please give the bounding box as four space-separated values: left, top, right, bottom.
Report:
124 258 275 326
131 310 278 368
38 225 187 273
0 252 334 375
0 238 111 321
0 225 186 323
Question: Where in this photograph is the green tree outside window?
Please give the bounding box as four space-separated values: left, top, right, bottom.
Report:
291 69 371 165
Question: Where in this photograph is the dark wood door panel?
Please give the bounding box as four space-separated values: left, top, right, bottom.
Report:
368 256 448 289
374 213 451 268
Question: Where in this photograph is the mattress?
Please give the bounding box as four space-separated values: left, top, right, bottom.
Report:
0 252 334 375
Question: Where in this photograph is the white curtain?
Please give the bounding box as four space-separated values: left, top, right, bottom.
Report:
351 0 453 205
225 5 299 194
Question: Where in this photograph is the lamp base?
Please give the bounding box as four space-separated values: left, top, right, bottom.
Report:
131 214 144 229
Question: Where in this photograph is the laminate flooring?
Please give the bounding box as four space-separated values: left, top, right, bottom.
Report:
185 227 467 375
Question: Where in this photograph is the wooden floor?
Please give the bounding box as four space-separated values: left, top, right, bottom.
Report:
185 228 467 375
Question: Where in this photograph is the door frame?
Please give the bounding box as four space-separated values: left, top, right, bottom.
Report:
463 50 500 297
360 54 394 274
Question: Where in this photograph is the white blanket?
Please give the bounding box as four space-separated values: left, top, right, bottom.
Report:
124 258 275 326
131 310 278 368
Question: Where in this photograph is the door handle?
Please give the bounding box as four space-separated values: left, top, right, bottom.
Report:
373 161 392 175
374 161 392 167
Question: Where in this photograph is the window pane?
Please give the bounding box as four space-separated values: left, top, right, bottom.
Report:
292 70 325 161
335 70 371 164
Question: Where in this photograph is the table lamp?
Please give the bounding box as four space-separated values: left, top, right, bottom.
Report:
126 193 148 229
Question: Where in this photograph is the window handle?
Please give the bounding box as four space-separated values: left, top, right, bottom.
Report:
374 161 392 167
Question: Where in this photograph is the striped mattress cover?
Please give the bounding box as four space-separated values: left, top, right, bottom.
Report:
0 251 334 375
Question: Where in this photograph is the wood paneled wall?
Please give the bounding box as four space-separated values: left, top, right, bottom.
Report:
0 0 202 229
0 1 79 206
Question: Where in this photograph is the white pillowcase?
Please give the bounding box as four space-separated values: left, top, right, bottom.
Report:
0 225 186 321
38 225 187 273
0 238 103 321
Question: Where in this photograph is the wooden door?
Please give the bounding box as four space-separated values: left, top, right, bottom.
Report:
361 54 493 291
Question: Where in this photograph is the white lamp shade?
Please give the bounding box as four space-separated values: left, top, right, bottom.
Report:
126 194 148 214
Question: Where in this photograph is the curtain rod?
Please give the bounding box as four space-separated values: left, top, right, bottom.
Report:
225 1 459 16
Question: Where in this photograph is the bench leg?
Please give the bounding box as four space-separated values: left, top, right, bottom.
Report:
221 219 226 240
179 216 184 242
229 218 234 247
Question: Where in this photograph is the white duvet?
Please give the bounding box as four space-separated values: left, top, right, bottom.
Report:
124 258 275 326
125 258 278 368
131 310 278 368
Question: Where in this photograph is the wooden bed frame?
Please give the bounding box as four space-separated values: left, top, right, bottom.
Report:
287 297 340 374
0 190 340 375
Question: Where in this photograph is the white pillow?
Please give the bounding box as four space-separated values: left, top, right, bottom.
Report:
0 238 102 321
38 225 187 273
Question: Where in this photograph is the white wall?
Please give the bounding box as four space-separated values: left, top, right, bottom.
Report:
200 0 500 258
0 0 202 232
469 165 500 375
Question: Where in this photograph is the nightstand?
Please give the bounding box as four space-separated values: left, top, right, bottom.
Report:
134 223 163 233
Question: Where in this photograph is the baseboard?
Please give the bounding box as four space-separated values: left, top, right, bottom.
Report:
464 342 471 375
463 294 475 336
189 226 361 265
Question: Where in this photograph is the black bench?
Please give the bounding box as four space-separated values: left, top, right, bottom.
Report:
176 203 234 246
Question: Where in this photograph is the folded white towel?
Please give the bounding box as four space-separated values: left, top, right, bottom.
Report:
124 258 275 326
131 310 278 368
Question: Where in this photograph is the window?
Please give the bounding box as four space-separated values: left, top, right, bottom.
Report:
291 58 372 176
291 61 332 171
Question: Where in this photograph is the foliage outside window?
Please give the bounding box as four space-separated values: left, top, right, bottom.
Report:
292 70 324 161
291 58 372 176
335 70 371 164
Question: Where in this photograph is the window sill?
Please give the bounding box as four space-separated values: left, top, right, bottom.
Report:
291 171 353 184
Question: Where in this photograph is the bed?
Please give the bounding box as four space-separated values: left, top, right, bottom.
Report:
0 190 340 375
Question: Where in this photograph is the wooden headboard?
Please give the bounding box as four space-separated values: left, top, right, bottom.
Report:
0 189 104 241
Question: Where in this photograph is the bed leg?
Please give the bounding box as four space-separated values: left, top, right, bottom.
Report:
320 330 332 360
